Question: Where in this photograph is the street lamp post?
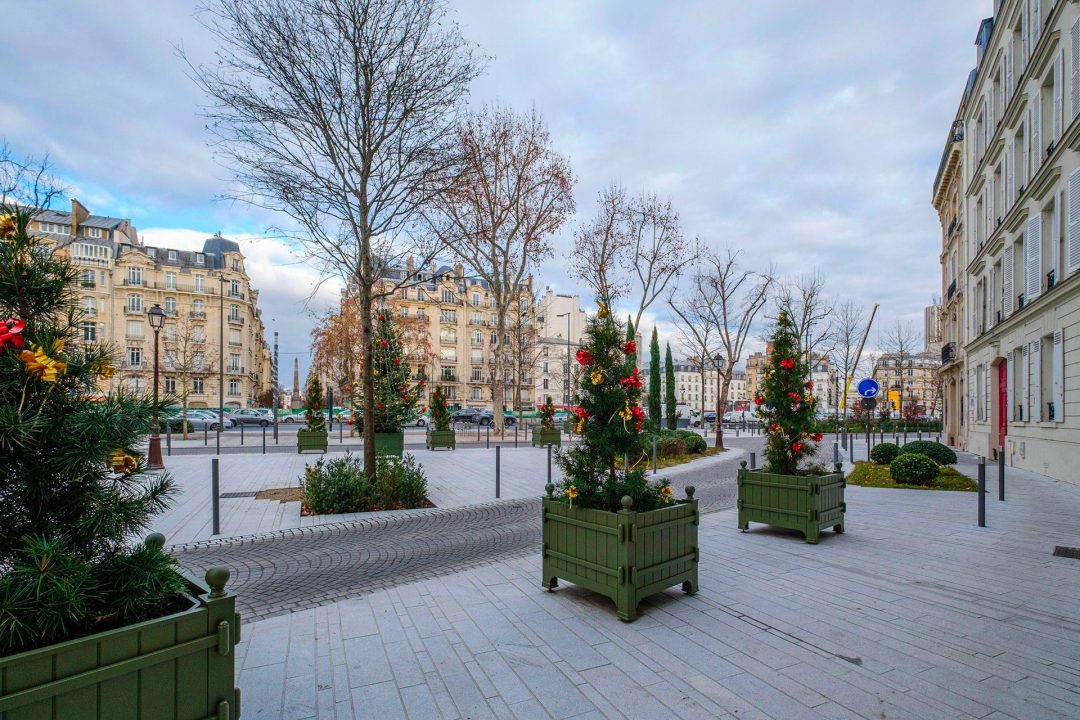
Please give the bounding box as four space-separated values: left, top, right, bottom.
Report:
218 275 225 455
146 303 166 469
713 353 725 449
557 312 571 407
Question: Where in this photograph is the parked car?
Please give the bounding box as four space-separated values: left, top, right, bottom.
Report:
551 411 569 425
169 410 234 431
408 412 430 427
693 411 717 428
278 409 304 423
450 407 484 423
232 408 274 426
477 410 516 426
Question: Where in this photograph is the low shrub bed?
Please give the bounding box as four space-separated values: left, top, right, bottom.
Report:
847 461 976 491
898 440 957 465
302 452 430 514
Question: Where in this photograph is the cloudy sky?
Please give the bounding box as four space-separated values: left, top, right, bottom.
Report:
1 0 990 379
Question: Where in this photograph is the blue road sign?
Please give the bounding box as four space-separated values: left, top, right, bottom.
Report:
857 378 880 398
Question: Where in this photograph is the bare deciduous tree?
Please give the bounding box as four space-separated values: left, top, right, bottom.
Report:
669 292 724 425
879 320 920 419
0 142 64 210
425 106 573 434
775 269 833 368
570 184 629 306
670 247 772 449
187 0 483 479
827 299 867 421
163 314 218 438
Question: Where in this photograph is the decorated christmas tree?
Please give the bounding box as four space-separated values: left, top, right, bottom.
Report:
371 312 423 432
754 311 823 475
429 385 451 431
555 302 671 512
0 206 182 654
539 395 556 430
304 375 327 432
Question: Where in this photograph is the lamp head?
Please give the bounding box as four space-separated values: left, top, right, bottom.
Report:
147 303 166 330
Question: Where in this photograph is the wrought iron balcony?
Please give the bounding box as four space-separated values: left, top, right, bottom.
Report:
1047 269 1056 290
947 279 957 301
941 342 956 365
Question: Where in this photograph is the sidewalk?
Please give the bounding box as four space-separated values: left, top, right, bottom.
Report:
231 459 1080 720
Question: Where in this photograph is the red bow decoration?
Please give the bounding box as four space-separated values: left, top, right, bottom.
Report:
792 441 804 453
813 432 823 442
619 367 642 390
779 358 795 369
631 405 646 431
622 340 636 355
572 405 589 419
393 358 401 365
754 395 764 405
786 391 801 400
576 348 594 366
805 380 814 390
0 318 26 350
378 314 385 320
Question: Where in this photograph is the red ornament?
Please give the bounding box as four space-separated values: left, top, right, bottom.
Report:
779 358 795 370
791 441 805 453
379 314 385 320
622 340 637 355
393 358 401 365
376 402 383 409
344 384 352 392
576 348 594 366
0 318 25 350
805 380 814 390
619 367 643 390
813 432 823 442
787 391 801 400
419 379 426 386
572 405 589 419
754 395 764 405
769 422 781 432
380 340 387 347
631 405 646 431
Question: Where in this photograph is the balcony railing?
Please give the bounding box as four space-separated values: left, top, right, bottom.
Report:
941 342 956 365
228 316 245 325
228 290 245 299
123 278 144 287
946 217 957 237
1017 293 1025 310
946 279 957 301
1047 269 1056 290
190 311 206 319
80 281 96 289
124 306 144 315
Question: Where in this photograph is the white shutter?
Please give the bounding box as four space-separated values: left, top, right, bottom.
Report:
1052 194 1061 282
985 363 992 423
1023 0 1030 60
1007 50 1015 105
969 367 977 422
1007 140 1015 205
1052 329 1064 422
1054 51 1064 140
1007 354 1015 422
1004 241 1015 316
1027 214 1042 300
1068 168 1080 273
1031 339 1042 422
1032 97 1042 173
1032 0 1041 50
1022 343 1030 421
1072 19 1080 118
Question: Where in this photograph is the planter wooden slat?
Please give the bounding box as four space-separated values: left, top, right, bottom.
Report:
373 431 404 457
531 428 561 448
542 490 698 621
737 464 845 544
296 429 328 453
426 429 455 450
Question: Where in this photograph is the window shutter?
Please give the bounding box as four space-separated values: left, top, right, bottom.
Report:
1055 51 1064 140
1007 50 1015 105
1032 0 1041 50
1032 95 1042 173
1068 167 1080 273
1021 343 1030 421
1006 140 1015 205
1030 339 1042 422
1007 354 1015 422
1004 241 1015 316
1072 19 1080 117
1052 193 1061 280
1027 214 1042 300
969 367 977 423
1053 330 1064 422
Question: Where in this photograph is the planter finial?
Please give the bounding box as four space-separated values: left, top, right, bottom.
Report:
834 462 843 473
205 566 231 598
545 483 554 498
685 485 696 500
739 460 747 469
144 532 166 551
621 495 633 510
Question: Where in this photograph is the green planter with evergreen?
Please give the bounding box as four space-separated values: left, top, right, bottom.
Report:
369 312 423 458
740 309 845 543
532 395 561 448
297 377 328 453
0 203 239 717
426 385 455 450
544 304 696 620
373 431 405 457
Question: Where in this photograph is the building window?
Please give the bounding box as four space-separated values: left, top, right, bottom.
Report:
163 272 176 290
126 294 141 312
164 297 177 315
472 367 483 382
127 267 143 286
440 366 456 382
440 310 456 323
193 352 205 371
441 289 455 304
195 275 205 292
164 377 176 393
80 321 96 341
164 350 176 369
472 312 483 325
228 379 240 396
230 280 241 297
167 249 178 262
230 304 240 321
472 293 481 306
417 289 426 301
417 307 426 318
229 328 241 345
193 377 204 394
126 320 144 339
127 347 142 367
399 307 408 317
440 328 456 344
229 353 240 372
195 253 205 265
472 388 482 400
440 348 457 362
542 378 549 389
192 299 205 315
231 260 240 272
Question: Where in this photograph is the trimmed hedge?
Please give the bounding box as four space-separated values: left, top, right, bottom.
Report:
898 440 957 466
869 442 900 465
889 453 938 485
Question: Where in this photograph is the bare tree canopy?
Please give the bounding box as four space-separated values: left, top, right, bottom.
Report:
827 299 866 419
879 319 920 418
669 246 772 448
668 282 724 424
186 0 483 479
774 269 833 365
425 106 573 432
0 142 64 210
570 184 687 325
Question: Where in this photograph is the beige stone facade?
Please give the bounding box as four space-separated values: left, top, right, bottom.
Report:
950 0 1080 481
38 200 272 408
871 352 943 419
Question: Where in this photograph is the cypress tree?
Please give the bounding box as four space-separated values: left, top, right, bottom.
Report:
648 327 661 431
664 342 678 430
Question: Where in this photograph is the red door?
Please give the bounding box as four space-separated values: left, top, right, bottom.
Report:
998 362 1008 446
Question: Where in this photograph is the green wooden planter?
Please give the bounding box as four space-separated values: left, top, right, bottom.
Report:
373 431 404 457
531 427 562 448
425 429 455 450
297 428 328 453
737 461 846 544
541 485 699 621
0 563 240 720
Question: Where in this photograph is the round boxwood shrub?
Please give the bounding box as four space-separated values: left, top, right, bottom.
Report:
898 440 957 466
869 442 900 465
889 453 938 486
676 430 707 454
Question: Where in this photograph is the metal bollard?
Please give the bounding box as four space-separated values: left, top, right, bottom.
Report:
486 425 490 449
547 445 552 486
652 437 658 475
262 425 266 454
495 445 501 498
750 452 756 469
849 439 854 463
340 422 343 443
166 422 172 456
833 441 839 465
977 457 986 527
841 426 847 450
918 430 923 441
211 458 221 536
240 423 244 445
903 427 908 445
204 423 208 446
998 451 1005 501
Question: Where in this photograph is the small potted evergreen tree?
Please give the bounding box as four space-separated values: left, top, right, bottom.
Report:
0 206 239 717
426 385 455 450
738 310 845 543
531 395 561 447
370 312 423 457
543 302 698 621
297 375 329 452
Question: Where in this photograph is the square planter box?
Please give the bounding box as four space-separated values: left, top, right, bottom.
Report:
297 428 328 453
541 486 699 621
0 564 240 720
374 431 404 457
737 462 846 543
531 428 562 448
425 429 455 450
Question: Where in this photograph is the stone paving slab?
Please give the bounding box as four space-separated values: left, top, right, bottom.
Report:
231 460 1080 720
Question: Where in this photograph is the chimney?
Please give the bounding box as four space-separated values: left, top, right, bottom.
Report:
70 199 89 235
406 255 414 277
455 263 464 279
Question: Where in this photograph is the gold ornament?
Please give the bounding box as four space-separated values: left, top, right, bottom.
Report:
20 340 67 382
597 302 610 319
591 370 604 385
108 448 138 474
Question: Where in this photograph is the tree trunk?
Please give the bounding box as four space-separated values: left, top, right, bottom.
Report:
492 305 508 436
359 271 376 483
715 371 731 450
